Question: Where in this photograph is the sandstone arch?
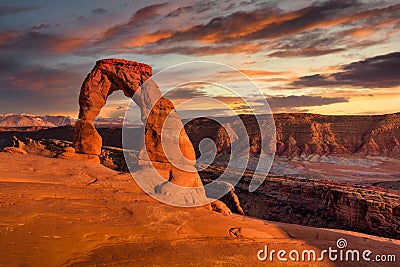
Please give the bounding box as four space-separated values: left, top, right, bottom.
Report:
73 58 203 190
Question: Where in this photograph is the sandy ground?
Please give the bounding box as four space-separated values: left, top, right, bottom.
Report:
0 153 399 266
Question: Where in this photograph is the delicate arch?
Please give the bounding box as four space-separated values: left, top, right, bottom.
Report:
73 58 202 189
78 58 152 121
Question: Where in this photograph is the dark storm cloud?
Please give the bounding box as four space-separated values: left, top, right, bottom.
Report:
0 5 35 16
292 52 400 88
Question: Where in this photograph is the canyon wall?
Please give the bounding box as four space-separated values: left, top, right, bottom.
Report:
184 113 400 159
200 166 400 239
2 113 399 159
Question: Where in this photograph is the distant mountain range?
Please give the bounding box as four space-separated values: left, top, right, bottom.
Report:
0 114 74 127
0 114 126 127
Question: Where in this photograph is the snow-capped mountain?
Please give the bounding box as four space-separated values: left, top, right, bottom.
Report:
0 114 134 127
0 114 75 127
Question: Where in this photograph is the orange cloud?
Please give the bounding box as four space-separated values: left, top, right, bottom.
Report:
156 2 400 52
0 31 19 45
199 11 303 43
120 31 173 47
238 69 290 77
50 37 87 53
145 42 266 56
350 28 374 37
214 69 290 80
309 65 341 74
342 17 400 38
255 77 297 83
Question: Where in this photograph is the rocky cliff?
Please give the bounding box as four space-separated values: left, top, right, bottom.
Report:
184 112 400 159
200 166 400 239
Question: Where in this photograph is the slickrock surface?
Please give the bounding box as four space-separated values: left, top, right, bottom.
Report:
1 153 400 266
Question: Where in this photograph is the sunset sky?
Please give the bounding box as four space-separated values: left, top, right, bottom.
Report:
0 0 399 118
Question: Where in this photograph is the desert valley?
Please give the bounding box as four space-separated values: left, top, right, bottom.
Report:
1 110 399 266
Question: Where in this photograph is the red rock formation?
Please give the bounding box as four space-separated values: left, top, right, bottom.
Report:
73 120 102 155
1 146 27 154
72 58 209 206
184 113 400 159
137 96 202 188
74 58 152 158
78 58 152 121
